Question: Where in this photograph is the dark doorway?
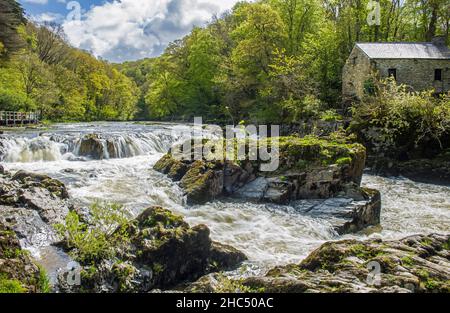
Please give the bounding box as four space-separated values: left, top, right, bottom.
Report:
435 69 442 81
388 68 397 80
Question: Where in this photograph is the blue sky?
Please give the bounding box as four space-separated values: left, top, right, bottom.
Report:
19 0 242 62
20 0 100 21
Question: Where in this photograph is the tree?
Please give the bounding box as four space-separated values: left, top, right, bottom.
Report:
34 23 71 65
0 0 25 57
145 57 186 118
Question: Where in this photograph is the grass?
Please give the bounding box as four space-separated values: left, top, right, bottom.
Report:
37 266 51 293
0 276 26 293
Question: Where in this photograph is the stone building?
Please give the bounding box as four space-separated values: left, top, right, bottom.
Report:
342 37 450 101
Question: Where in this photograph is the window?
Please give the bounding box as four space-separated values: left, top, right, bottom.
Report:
388 68 397 80
435 69 442 81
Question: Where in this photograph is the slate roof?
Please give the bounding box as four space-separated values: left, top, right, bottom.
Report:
356 42 450 59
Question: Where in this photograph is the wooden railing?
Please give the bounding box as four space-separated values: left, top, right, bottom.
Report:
0 111 40 126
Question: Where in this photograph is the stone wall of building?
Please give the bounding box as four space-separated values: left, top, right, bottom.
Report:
374 58 450 93
342 46 450 101
342 46 373 101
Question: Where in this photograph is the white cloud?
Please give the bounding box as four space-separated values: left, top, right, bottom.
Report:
62 0 241 62
23 0 48 4
32 11 65 23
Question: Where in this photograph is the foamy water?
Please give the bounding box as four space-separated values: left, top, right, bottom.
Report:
1 122 449 274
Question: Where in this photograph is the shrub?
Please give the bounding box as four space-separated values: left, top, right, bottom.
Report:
350 78 450 159
320 109 342 122
55 202 131 264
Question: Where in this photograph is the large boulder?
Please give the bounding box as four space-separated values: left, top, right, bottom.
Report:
240 234 450 293
179 161 224 204
154 135 367 205
59 207 246 293
77 134 106 159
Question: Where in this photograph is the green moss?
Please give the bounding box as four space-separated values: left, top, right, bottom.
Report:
80 265 98 281
416 269 430 279
260 135 364 173
112 262 137 292
420 238 433 247
401 255 415 267
141 207 185 229
152 262 165 275
424 278 439 290
442 238 450 250
0 276 26 293
336 157 352 166
349 244 384 260
214 274 264 293
375 255 398 271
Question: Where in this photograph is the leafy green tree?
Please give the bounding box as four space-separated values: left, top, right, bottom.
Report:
0 0 25 58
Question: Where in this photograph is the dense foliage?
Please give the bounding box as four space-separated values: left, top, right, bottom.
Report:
119 0 450 123
0 2 139 121
350 78 450 160
1 0 449 123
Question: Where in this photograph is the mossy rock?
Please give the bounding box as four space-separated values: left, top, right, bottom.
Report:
240 234 450 293
67 207 246 293
154 134 367 204
0 222 48 293
180 161 224 204
11 170 69 199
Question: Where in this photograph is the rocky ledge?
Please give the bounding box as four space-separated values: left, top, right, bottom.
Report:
187 233 449 293
58 206 246 293
0 169 71 249
0 168 246 293
368 156 450 185
154 135 381 234
154 135 367 204
292 187 381 235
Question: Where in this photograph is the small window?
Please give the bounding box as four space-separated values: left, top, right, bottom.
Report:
388 68 397 80
435 69 442 81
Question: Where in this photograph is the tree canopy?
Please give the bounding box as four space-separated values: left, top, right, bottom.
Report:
119 0 450 124
1 0 449 123
0 2 139 121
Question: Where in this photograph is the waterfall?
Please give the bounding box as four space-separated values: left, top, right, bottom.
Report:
0 131 181 163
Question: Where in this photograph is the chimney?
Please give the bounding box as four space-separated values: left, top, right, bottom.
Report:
431 36 446 46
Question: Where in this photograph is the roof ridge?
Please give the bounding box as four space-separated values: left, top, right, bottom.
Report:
354 42 450 59
356 42 437 45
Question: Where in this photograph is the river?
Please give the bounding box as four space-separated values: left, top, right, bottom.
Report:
1 122 449 276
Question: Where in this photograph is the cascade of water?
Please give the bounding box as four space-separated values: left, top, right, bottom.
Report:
0 130 181 163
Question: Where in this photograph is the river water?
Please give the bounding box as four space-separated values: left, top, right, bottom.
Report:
1 122 449 275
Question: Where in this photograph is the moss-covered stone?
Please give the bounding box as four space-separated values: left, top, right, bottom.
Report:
61 206 247 293
180 161 224 204
154 134 368 204
0 222 48 293
239 233 450 293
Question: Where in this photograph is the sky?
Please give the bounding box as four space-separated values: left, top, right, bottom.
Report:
19 0 242 63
